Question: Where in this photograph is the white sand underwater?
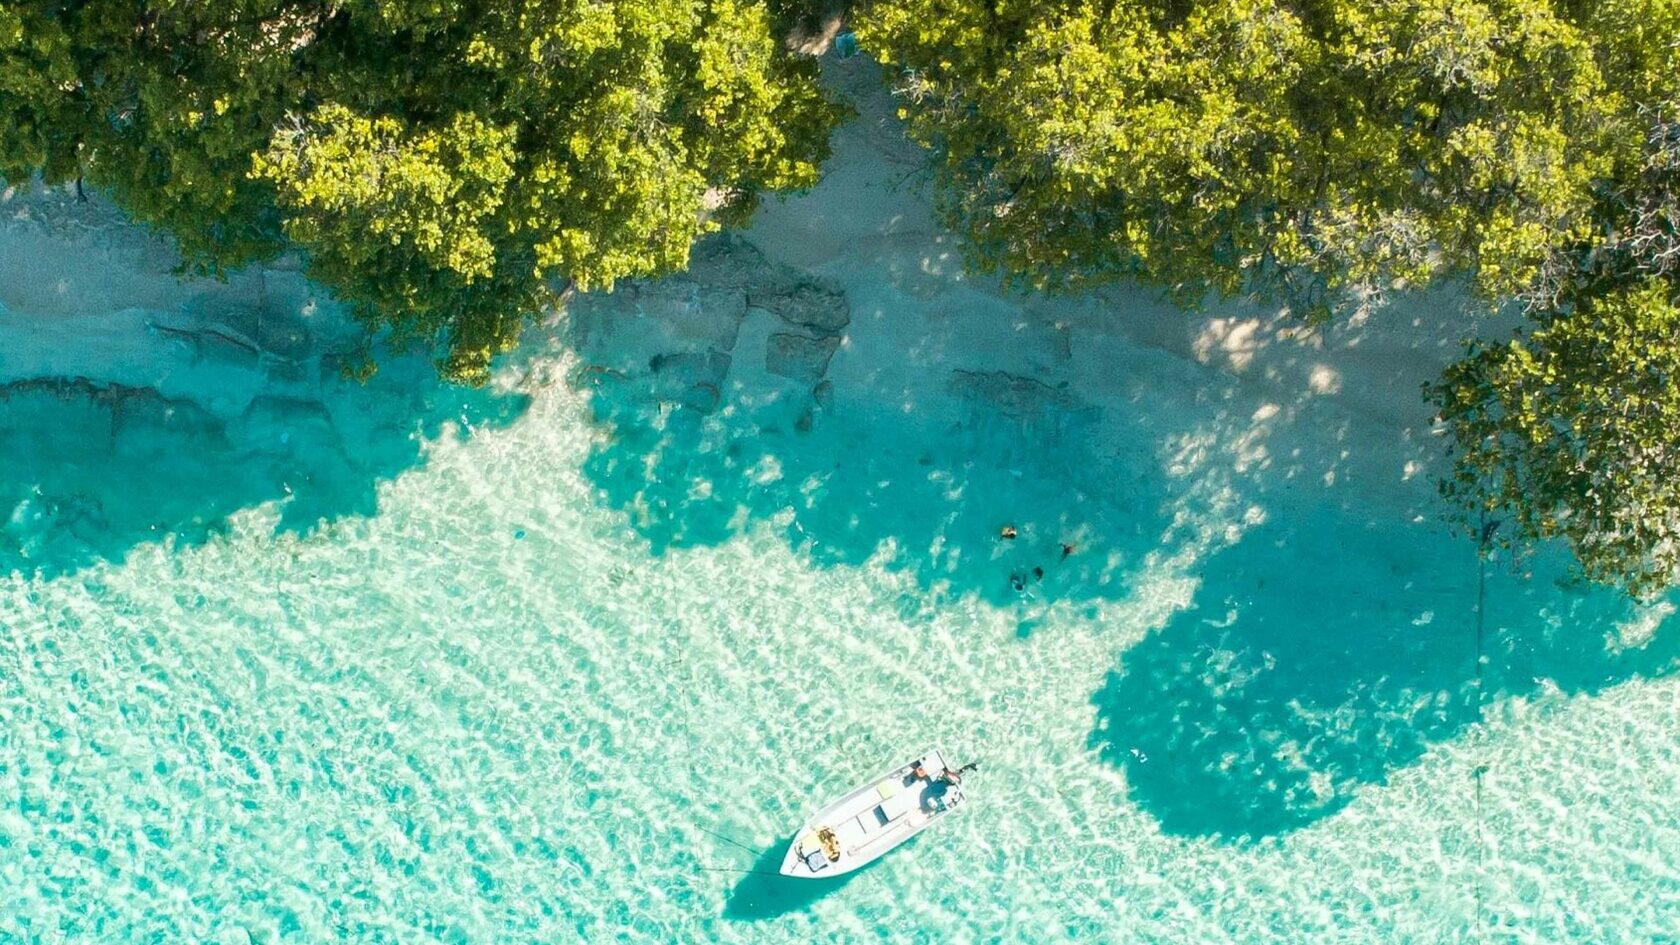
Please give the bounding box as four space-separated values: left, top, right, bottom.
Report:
1 59 1678 944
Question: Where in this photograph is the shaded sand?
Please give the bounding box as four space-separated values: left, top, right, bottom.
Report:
1 61 1677 945
0 183 530 576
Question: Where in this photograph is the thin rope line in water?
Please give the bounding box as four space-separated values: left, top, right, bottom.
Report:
1473 510 1492 944
693 823 765 858
698 866 785 877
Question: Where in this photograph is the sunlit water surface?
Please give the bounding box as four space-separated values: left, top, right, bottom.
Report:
4 67 1680 942
3 349 1679 944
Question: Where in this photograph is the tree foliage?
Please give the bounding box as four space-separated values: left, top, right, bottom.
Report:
1435 279 1680 595
855 0 1652 312
0 0 841 380
1432 102 1680 595
860 0 1680 591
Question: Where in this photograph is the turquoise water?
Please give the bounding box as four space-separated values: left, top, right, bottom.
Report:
5 279 1680 943
5 78 1680 941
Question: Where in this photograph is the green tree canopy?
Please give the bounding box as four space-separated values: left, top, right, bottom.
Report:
858 0 1680 592
1431 102 1680 595
0 0 841 380
854 0 1669 311
1435 279 1680 596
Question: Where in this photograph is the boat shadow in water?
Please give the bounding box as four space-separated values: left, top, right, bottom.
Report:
1089 500 1680 842
722 832 909 922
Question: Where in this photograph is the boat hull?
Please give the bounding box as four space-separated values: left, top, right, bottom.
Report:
777 748 966 879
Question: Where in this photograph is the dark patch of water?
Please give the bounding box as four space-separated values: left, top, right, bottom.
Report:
0 359 529 578
1090 503 1680 841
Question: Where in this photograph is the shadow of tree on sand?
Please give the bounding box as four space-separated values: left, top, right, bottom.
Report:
564 234 1680 846
0 355 529 579
560 240 1178 616
1090 500 1680 841
574 374 1172 611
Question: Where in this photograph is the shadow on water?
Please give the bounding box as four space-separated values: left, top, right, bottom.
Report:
575 384 1164 611
561 239 1177 615
1089 501 1680 841
565 236 1680 844
722 832 908 921
0 355 529 578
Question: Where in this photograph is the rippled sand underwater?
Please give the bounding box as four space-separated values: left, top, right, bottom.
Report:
4 330 1680 943
5 64 1680 942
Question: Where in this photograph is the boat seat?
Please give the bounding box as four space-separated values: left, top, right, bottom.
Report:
833 816 869 849
878 787 920 821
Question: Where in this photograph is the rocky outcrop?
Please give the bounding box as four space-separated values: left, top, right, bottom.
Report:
647 350 732 415
0 375 212 425
948 369 1077 420
566 232 856 413
748 279 850 337
765 332 841 384
233 395 343 455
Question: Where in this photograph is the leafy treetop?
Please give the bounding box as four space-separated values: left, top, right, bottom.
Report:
855 0 1669 314
0 0 842 380
859 0 1680 594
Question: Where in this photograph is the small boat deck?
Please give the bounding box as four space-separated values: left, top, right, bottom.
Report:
779 748 966 878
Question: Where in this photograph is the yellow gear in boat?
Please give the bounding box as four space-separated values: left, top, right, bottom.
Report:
816 826 841 861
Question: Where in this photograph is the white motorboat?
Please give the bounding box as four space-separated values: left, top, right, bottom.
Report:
778 748 967 878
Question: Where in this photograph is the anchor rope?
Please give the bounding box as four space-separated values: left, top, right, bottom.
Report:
693 824 763 858
1473 509 1492 943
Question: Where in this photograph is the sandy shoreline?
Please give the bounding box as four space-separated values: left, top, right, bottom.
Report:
1 57 1498 545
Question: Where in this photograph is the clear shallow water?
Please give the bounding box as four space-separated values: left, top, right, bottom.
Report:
4 87 1680 938
4 322 1680 943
